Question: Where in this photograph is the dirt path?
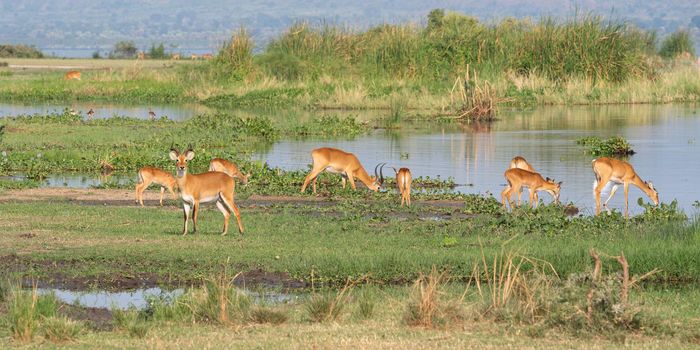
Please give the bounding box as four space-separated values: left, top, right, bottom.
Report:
1 188 467 209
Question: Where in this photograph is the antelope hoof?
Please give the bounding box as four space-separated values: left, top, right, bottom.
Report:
221 231 228 236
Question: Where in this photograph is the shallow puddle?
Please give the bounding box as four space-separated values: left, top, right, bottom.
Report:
37 287 301 310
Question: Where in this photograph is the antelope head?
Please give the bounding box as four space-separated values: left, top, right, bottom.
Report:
169 144 195 178
645 181 659 206
373 162 388 190
545 177 563 203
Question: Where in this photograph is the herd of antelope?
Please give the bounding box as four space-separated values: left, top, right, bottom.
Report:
136 145 659 236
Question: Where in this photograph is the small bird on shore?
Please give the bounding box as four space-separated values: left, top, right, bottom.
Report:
87 108 95 120
148 109 156 120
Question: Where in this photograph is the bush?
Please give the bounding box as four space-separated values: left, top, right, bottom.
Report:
110 41 138 59
147 43 168 59
42 316 83 343
0 44 44 58
216 28 254 79
659 31 696 58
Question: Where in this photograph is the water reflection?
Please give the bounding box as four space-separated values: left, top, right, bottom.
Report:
256 104 700 215
0 102 211 121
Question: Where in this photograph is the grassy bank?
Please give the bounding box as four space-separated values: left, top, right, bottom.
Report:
1 13 699 110
0 197 696 286
1 280 698 348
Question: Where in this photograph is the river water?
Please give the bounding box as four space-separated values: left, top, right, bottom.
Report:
254 104 700 215
3 102 699 215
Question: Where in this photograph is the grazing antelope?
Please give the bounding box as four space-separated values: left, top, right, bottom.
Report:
392 167 412 207
508 156 536 205
301 147 382 194
64 70 81 80
172 53 181 60
135 166 178 206
170 145 244 235
202 53 213 60
209 158 251 185
592 157 659 217
148 109 156 120
501 168 561 210
87 108 95 120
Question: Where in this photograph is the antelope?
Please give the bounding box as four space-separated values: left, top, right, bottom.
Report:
501 168 561 210
170 145 244 235
508 156 536 205
300 147 382 194
592 157 658 217
135 166 178 206
209 158 251 185
191 54 198 60
137 51 145 60
87 108 95 120
392 167 412 207
172 53 181 60
148 109 156 120
202 53 213 60
64 70 81 80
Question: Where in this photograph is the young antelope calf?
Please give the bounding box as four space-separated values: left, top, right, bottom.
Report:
501 168 561 210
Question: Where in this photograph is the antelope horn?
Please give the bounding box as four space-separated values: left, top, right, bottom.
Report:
374 163 381 180
390 166 398 174
186 143 194 153
379 162 387 184
170 143 179 154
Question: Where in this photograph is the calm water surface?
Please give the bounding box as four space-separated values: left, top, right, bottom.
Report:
254 104 700 215
0 102 210 121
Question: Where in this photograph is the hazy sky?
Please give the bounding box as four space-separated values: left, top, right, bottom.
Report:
0 0 698 51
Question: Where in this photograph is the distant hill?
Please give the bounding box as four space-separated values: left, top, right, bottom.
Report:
0 0 698 53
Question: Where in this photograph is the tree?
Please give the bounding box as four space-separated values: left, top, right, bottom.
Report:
659 30 696 58
147 43 167 59
110 41 137 58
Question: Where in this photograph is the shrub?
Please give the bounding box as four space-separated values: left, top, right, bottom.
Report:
659 31 696 58
249 306 288 324
305 291 348 322
42 316 83 343
216 28 255 79
0 44 44 58
6 288 58 341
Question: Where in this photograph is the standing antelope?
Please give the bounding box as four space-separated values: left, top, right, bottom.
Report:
209 158 251 185
137 52 145 60
592 157 659 217
170 145 244 235
64 70 81 80
301 147 382 194
148 109 156 120
172 53 181 60
191 54 198 60
508 156 536 205
393 167 412 207
501 168 561 210
202 53 213 60
135 166 178 206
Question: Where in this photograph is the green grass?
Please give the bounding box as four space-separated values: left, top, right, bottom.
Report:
1 12 699 110
0 199 697 286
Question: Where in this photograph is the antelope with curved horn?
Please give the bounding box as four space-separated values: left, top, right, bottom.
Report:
135 166 178 206
390 166 412 207
501 168 561 210
300 147 381 194
508 156 536 205
209 158 251 185
170 145 244 235
592 157 658 217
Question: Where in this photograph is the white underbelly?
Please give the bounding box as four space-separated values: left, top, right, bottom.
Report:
181 194 219 204
325 167 344 174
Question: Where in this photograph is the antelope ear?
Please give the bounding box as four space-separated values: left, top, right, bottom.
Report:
648 182 655 190
558 181 563 186
545 177 551 182
169 150 178 160
185 150 195 161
